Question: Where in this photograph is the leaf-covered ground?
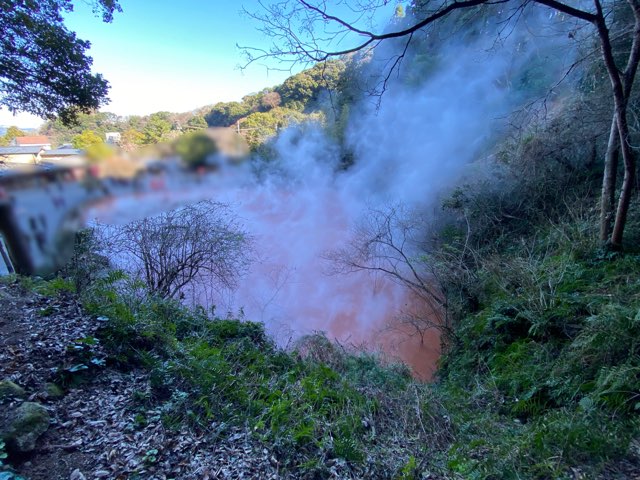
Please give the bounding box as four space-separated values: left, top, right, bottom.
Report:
0 281 285 479
0 276 444 480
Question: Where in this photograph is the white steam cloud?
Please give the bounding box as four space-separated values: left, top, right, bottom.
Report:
86 7 578 379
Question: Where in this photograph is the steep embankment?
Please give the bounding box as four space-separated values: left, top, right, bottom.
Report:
0 275 449 479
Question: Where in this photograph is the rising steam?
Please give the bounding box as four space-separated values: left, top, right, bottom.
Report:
86 6 579 379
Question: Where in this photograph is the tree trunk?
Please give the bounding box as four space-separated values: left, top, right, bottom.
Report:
595 0 640 248
600 116 619 242
611 104 636 246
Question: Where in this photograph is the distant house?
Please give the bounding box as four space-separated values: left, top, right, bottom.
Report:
40 148 86 168
105 132 121 144
0 146 45 164
11 136 51 149
0 145 86 168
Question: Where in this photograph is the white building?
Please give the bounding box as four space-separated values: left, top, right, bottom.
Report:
105 132 121 144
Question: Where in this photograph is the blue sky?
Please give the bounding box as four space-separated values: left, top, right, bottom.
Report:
1 0 397 128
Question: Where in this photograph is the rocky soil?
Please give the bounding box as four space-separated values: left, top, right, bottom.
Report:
0 281 290 480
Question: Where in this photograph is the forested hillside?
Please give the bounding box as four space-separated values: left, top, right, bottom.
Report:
39 60 347 153
3 0 640 479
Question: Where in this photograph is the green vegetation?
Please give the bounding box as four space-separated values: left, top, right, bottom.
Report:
119 127 145 151
205 101 252 127
71 129 112 162
6 275 76 297
204 59 348 150
432 216 640 477
143 112 173 144
184 115 208 131
0 127 26 147
173 131 218 168
39 59 350 153
240 107 309 149
0 0 120 123
6 1 639 477
36 161 639 477
415 66 640 473
42 112 124 146
72 268 435 476
40 110 189 150
23 14 640 472
274 61 345 112
71 130 103 150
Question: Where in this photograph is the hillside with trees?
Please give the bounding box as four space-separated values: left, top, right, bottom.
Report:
39 59 347 154
3 0 640 479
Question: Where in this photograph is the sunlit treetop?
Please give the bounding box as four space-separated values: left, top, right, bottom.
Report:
0 0 121 124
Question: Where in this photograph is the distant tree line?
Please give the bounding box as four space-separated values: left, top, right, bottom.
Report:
40 110 209 151
204 60 349 149
205 60 345 127
39 59 351 153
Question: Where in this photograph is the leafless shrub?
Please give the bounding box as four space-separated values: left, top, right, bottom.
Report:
386 309 444 347
98 201 252 300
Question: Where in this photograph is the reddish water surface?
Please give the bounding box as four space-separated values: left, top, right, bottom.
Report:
86 173 441 379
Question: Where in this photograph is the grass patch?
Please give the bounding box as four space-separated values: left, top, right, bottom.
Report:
2 274 76 296
435 213 640 478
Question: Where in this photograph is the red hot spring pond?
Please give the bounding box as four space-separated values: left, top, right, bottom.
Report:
85 172 441 380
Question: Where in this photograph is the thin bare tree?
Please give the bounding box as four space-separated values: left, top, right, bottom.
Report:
324 204 455 343
99 201 252 300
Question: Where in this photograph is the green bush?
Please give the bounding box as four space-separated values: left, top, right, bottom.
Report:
435 196 640 477
174 131 218 168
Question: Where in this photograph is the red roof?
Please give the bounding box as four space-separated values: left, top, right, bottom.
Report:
14 136 50 146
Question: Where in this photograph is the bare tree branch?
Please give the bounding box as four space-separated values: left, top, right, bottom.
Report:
324 204 457 343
